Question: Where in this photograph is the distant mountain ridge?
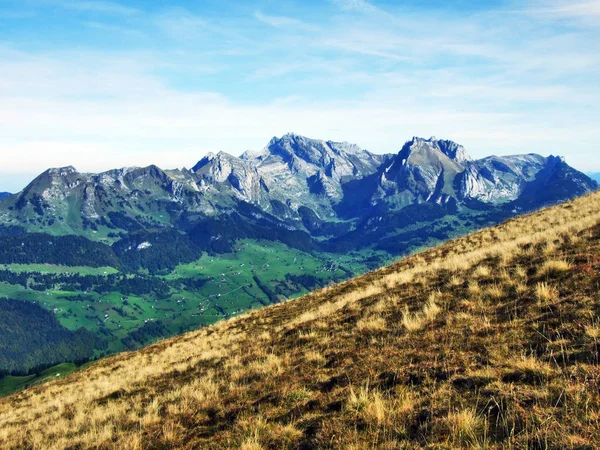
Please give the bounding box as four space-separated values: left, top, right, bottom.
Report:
588 172 600 183
0 193 10 200
0 134 596 256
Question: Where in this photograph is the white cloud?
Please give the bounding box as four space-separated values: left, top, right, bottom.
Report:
329 0 377 13
531 0 600 17
48 0 138 15
0 0 599 187
82 20 146 37
523 0 600 25
1 57 598 176
156 8 254 46
253 11 317 31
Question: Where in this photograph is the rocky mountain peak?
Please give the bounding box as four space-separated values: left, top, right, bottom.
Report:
264 133 327 166
256 133 388 181
192 151 241 174
263 133 360 163
46 166 79 178
399 137 471 165
436 139 472 164
191 151 265 201
239 149 261 161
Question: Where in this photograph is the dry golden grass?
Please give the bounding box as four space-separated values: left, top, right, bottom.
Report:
240 437 264 450
467 280 482 297
401 293 441 332
445 408 485 446
423 293 442 320
473 265 491 278
448 275 463 287
304 349 327 365
347 385 390 426
539 259 572 276
586 324 600 340
535 281 559 303
486 283 504 300
505 355 555 383
2 191 600 449
356 315 387 332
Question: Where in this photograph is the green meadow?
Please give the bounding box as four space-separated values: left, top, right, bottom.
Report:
0 363 80 397
0 264 118 275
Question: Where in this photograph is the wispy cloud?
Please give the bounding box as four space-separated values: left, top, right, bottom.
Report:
535 0 600 16
253 11 317 31
48 0 138 15
0 0 598 185
524 0 600 24
156 8 254 47
329 0 377 13
82 20 146 37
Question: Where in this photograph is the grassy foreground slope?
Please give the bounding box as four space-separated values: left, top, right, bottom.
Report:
2 192 600 449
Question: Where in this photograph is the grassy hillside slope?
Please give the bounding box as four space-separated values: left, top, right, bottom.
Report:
2 192 600 449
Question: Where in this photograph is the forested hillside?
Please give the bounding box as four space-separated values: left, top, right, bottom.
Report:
0 299 96 376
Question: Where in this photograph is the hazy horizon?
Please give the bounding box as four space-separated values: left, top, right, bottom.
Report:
0 132 598 193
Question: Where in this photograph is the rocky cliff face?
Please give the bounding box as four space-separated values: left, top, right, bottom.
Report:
377 137 466 207
192 151 267 203
245 133 386 180
457 154 546 203
348 138 597 215
242 133 390 200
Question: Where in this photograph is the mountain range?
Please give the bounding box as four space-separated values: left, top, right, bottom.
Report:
0 134 596 254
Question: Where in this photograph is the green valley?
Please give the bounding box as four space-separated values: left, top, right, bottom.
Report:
0 238 387 385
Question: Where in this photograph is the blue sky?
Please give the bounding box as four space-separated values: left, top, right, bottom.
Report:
0 0 599 192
